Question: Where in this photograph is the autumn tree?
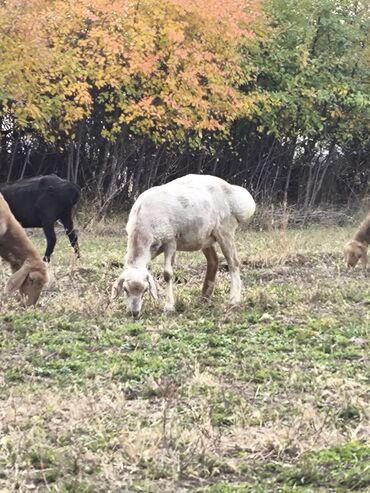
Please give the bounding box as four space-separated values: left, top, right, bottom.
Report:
0 0 369 211
229 0 370 207
0 0 261 142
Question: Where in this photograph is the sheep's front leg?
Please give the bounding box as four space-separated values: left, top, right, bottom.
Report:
163 242 177 312
202 246 218 297
214 229 241 305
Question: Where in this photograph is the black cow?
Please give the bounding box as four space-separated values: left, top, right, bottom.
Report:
0 175 81 262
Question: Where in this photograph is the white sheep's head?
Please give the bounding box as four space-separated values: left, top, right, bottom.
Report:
111 266 158 319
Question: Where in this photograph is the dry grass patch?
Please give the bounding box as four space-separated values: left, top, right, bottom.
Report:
1 224 370 491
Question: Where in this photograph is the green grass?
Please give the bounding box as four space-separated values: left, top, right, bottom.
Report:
0 224 370 492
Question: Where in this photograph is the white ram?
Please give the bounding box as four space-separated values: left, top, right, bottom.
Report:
112 174 256 318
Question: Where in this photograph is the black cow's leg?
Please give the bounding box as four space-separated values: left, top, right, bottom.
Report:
60 212 80 258
42 222 57 262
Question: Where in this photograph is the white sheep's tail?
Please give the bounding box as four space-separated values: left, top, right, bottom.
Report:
229 185 256 224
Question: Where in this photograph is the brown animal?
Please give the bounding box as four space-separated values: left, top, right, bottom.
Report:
0 193 48 305
344 212 370 269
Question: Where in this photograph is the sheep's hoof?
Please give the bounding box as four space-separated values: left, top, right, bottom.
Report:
227 302 240 313
228 298 241 307
164 304 176 313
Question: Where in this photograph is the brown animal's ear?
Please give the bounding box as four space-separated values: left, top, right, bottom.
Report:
344 242 352 262
344 240 366 267
147 273 158 300
6 263 31 293
111 275 124 300
345 240 360 252
29 268 49 285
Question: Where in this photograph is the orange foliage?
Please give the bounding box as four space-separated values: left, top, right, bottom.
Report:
0 0 262 142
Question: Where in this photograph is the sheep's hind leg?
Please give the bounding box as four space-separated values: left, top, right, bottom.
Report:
163 242 177 312
201 246 218 298
214 229 241 305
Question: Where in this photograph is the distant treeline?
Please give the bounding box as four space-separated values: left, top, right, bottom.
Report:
0 0 369 212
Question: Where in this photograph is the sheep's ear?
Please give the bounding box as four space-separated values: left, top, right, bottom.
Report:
147 273 158 300
111 275 124 300
7 263 31 293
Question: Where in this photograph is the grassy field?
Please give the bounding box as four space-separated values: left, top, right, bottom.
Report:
1 221 370 492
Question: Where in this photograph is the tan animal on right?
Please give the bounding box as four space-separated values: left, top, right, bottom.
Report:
344 211 370 269
0 193 48 305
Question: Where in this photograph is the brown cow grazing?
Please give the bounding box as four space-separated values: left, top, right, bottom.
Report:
0 194 48 305
344 212 370 269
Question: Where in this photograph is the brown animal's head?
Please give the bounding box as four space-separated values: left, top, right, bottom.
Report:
6 260 49 305
111 266 158 319
344 240 368 268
